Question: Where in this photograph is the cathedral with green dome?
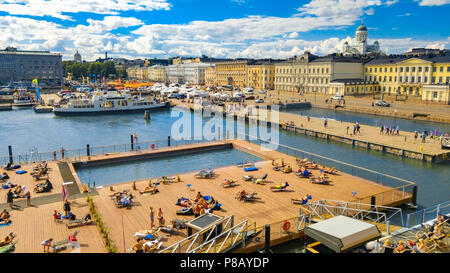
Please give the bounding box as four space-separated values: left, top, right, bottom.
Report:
342 22 384 56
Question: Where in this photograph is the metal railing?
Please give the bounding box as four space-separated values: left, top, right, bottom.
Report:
1 137 215 166
406 201 450 228
159 215 235 253
189 219 249 253
300 199 404 227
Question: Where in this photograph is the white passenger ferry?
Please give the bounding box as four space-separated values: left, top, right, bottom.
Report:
53 90 169 116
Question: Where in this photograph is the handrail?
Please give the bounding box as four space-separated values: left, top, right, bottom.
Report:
159 215 234 253
406 201 450 228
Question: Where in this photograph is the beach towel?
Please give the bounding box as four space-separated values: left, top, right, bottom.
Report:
15 170 27 175
243 167 258 172
0 222 11 227
12 165 20 169
203 196 211 201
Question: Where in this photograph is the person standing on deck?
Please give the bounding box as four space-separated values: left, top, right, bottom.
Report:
149 207 155 228
53 151 57 161
6 189 13 209
64 200 71 218
414 131 418 143
60 147 65 159
380 125 384 135
396 126 400 136
157 208 164 226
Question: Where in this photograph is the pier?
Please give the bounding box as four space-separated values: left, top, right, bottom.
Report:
170 100 450 163
0 139 414 252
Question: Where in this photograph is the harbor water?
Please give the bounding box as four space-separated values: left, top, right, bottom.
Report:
0 107 449 209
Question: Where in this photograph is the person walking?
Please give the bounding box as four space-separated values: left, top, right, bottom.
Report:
414 131 418 143
149 207 155 228
324 119 328 128
356 122 361 134
380 125 384 135
64 200 71 218
396 126 400 136
25 191 31 206
6 189 13 209
157 208 164 227
53 151 57 161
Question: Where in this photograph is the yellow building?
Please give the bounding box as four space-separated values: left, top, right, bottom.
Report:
148 65 167 83
329 79 379 96
205 66 216 86
275 52 364 94
364 50 450 103
215 60 250 89
247 63 275 90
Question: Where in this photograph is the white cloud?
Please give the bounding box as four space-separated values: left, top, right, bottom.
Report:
418 0 450 6
0 0 171 20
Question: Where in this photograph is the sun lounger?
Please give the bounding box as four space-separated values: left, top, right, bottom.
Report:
0 235 14 247
236 191 257 202
237 162 254 168
0 241 16 253
310 177 330 185
53 231 78 252
176 207 193 215
291 198 309 205
194 169 214 179
66 214 93 229
222 179 237 188
139 188 159 195
270 182 289 192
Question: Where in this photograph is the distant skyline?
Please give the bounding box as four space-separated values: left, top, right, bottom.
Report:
0 0 449 61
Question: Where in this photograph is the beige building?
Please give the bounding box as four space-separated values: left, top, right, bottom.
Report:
247 63 275 90
205 66 216 86
215 60 251 89
148 65 167 83
275 52 364 94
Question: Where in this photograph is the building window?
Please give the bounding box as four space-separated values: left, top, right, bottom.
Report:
440 67 443 72
406 67 409 72
418 76 421 82
390 68 393 72
433 92 438 98
384 76 387 82
400 67 403 72
433 67 436 72
411 76 414 83
424 76 428 82
369 68 372 72
447 77 450 83
405 76 408 82
425 67 429 72
418 67 422 72
374 68 377 73
412 67 415 72
365 68 368 72
384 68 387 72
439 77 442 83
432 77 436 83
399 76 402 82
447 66 450 72
389 76 392 82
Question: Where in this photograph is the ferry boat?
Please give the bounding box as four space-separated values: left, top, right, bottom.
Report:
12 89 36 106
53 90 169 116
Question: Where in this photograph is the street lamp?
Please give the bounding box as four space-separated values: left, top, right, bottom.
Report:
394 109 397 127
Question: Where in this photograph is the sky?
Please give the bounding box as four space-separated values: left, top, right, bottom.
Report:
0 0 449 61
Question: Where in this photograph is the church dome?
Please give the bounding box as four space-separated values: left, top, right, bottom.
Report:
356 24 367 31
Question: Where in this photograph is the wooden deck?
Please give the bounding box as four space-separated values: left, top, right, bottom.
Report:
0 140 414 252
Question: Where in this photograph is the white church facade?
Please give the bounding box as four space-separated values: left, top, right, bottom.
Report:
342 22 384 56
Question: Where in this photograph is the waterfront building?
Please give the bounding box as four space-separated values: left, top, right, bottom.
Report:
126 66 140 80
364 50 450 103
0 46 62 88
205 65 216 86
247 62 275 90
329 79 379 96
166 62 212 85
215 60 254 89
342 22 384 56
147 65 167 83
274 52 364 94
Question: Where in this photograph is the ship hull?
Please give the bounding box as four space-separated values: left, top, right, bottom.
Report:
53 102 170 116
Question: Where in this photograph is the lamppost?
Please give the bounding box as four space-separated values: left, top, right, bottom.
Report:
394 109 397 128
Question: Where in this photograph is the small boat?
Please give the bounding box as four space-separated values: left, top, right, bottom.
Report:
33 105 53 113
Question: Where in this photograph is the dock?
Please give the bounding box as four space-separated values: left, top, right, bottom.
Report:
170 100 450 163
0 139 414 253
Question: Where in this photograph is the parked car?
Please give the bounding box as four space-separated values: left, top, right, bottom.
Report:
374 100 390 107
255 99 264 103
259 90 266 94
216 101 225 106
331 94 344 101
168 93 178 99
246 96 255 100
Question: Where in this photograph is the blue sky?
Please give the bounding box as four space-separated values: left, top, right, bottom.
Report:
0 0 449 60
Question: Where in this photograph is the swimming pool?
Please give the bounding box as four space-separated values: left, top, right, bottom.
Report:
75 147 262 186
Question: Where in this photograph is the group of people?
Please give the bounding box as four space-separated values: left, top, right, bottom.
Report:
414 130 449 143
149 207 164 227
380 125 400 136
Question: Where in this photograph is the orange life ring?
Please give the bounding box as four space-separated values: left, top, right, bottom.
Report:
282 221 291 231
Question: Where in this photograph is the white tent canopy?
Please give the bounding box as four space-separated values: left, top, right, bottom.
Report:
304 215 381 253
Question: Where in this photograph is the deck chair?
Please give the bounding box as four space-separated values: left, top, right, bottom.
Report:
66 214 93 229
53 231 79 252
222 179 237 188
270 182 289 192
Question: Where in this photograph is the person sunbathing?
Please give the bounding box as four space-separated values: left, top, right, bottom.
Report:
144 242 160 253
297 158 308 165
53 210 62 223
179 198 191 207
412 239 427 253
0 233 14 246
195 192 203 202
0 172 9 180
283 165 292 173
237 190 247 200
224 179 234 185
301 194 310 202
141 186 158 194
0 209 10 222
395 241 407 253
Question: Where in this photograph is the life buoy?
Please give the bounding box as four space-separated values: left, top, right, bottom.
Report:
282 221 291 231
151 144 155 149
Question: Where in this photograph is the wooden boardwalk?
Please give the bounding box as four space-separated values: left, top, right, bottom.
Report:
171 100 449 163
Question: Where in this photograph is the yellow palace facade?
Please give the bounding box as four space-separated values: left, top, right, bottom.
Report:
364 52 450 104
